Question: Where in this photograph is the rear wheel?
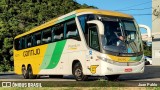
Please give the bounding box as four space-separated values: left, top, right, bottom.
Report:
27 65 37 79
73 62 88 81
22 66 29 79
105 75 120 81
49 75 63 78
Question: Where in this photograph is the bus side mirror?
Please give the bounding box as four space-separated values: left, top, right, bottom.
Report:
139 24 152 42
87 20 104 35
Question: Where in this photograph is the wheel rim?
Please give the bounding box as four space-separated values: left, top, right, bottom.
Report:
23 70 26 76
75 68 82 77
28 68 32 77
22 67 26 77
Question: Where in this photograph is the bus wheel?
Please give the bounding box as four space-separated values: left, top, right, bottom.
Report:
22 66 29 79
49 75 63 78
73 62 88 81
105 75 120 81
27 66 37 79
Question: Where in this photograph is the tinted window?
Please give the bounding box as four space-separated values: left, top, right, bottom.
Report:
34 32 42 46
21 38 25 49
26 36 32 48
89 26 100 51
66 20 79 38
78 15 87 34
14 39 21 50
42 28 52 44
53 24 64 41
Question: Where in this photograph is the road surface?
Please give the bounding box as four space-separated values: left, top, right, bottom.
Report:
0 65 160 81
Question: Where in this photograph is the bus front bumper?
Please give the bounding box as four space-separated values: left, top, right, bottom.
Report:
98 60 145 75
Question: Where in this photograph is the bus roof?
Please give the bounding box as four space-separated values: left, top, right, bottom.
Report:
15 9 133 39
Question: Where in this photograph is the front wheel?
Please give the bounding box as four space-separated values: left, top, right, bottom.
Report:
73 62 88 81
105 75 120 81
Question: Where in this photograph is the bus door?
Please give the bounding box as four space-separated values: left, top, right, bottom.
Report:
86 24 100 74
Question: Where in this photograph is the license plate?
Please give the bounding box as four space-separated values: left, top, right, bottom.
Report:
125 68 132 72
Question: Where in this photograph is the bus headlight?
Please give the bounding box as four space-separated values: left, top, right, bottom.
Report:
97 56 114 64
97 56 144 66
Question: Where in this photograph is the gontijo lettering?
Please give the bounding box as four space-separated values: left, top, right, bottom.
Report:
23 48 40 57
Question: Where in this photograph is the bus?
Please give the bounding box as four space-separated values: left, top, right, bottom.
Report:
14 9 144 81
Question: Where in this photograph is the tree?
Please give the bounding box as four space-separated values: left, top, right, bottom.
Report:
0 0 96 72
143 41 152 56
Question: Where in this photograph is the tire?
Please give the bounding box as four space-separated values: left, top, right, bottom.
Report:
105 75 120 81
145 61 150 65
27 66 37 79
49 75 63 78
22 66 29 79
73 62 88 81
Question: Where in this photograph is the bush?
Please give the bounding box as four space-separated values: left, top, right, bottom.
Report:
0 59 11 72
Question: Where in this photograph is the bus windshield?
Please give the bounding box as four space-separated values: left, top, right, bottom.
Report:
99 16 143 54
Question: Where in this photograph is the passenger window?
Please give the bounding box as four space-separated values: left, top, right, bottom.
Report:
26 36 32 48
34 32 42 46
14 38 21 50
66 20 79 39
21 38 25 49
53 24 64 41
79 15 96 44
78 15 87 33
89 26 100 51
42 28 51 44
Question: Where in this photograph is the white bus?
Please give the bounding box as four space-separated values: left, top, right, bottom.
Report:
14 9 144 81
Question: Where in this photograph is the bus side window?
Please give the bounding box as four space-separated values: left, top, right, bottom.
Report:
89 25 100 51
51 27 55 42
66 19 80 40
14 38 21 50
42 28 52 44
53 24 64 41
21 38 26 49
78 15 90 44
26 36 32 48
78 15 86 33
34 32 42 46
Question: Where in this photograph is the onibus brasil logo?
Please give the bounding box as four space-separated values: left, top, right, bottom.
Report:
1 82 42 87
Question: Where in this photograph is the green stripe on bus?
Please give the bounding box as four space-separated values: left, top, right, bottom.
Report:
56 14 76 24
40 43 57 69
46 40 67 69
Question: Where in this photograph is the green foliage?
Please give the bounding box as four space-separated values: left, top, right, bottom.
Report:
0 0 96 72
0 58 11 72
143 41 152 56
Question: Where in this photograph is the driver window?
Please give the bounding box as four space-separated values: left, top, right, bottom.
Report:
89 25 100 51
105 21 122 46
